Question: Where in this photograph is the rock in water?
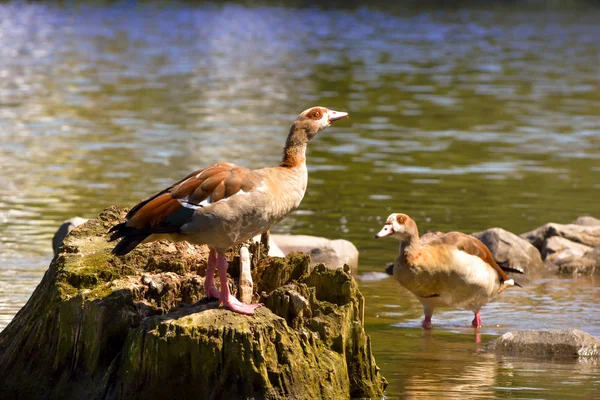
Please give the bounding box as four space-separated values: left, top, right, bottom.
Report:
572 216 600 226
272 234 359 274
0 207 386 400
542 236 594 261
520 221 600 250
486 329 600 358
471 227 543 275
520 218 600 275
541 236 599 274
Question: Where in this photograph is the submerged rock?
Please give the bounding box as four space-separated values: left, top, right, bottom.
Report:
486 329 600 359
0 207 386 400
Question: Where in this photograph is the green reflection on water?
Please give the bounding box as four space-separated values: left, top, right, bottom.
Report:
0 1 599 397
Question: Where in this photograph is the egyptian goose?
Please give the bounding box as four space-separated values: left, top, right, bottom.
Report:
375 213 522 329
109 106 348 315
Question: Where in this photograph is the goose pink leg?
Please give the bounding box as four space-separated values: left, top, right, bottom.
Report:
204 248 220 299
422 306 434 329
472 312 482 328
217 252 262 315
422 316 433 329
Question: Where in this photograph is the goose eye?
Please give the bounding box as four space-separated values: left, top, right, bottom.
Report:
308 109 322 120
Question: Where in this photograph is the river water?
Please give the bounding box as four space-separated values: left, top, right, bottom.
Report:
1 1 599 398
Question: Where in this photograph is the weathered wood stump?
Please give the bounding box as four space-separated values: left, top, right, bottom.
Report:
0 207 386 399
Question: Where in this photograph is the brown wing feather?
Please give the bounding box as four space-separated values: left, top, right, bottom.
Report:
126 168 200 219
126 162 261 229
429 232 511 282
128 193 182 228
210 181 226 202
224 169 245 197
170 176 204 198
199 171 230 193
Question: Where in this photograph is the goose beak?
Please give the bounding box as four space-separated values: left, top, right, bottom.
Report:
375 224 394 239
327 109 349 123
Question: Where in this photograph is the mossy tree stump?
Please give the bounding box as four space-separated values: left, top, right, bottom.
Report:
0 207 386 399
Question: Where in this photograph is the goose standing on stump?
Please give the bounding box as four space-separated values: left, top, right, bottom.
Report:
109 106 348 315
375 213 522 329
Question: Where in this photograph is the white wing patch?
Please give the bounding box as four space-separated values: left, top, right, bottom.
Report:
198 197 212 207
228 189 252 199
451 249 498 286
178 188 255 210
178 195 214 209
179 196 203 210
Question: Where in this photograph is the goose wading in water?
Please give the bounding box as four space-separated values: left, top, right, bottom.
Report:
109 106 348 315
375 213 522 329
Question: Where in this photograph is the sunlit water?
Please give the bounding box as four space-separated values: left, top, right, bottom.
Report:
1 1 599 398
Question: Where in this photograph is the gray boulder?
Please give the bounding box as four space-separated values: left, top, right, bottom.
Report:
471 227 544 274
542 236 594 260
272 234 359 274
251 234 286 257
520 217 600 276
487 329 600 358
550 248 599 275
520 222 600 250
572 216 600 226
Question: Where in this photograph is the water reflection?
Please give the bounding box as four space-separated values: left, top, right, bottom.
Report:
363 274 600 397
402 351 497 399
382 335 600 400
1 1 600 398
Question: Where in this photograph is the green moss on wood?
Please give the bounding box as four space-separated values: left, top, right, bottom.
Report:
0 206 386 400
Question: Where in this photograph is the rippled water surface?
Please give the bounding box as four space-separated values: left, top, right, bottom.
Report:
1 1 599 397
